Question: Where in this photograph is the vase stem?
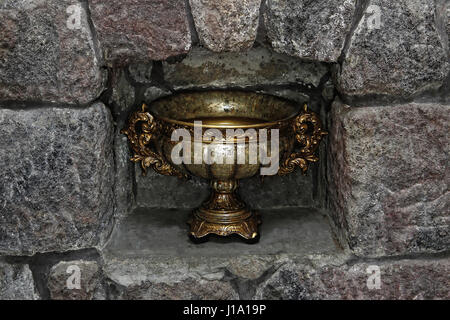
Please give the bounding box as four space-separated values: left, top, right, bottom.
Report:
188 179 260 239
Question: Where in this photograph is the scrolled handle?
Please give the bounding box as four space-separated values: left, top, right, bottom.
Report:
121 104 188 179
278 104 328 176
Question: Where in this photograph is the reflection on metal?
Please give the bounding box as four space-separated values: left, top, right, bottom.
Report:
122 90 327 241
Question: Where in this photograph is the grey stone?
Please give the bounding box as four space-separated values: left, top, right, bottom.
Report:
110 70 175 220
109 69 136 222
0 260 39 300
322 79 336 102
135 169 209 209
254 262 314 299
226 256 278 280
241 170 317 210
447 2 450 49
437 0 449 53
0 103 115 255
103 256 239 299
109 69 136 118
189 0 262 52
128 63 153 85
113 129 135 222
255 258 450 299
163 46 328 90
264 0 356 62
103 208 339 259
89 0 191 65
328 100 450 257
0 0 105 104
143 86 172 102
255 88 310 105
110 69 179 222
337 0 450 98
47 260 105 300
101 207 341 299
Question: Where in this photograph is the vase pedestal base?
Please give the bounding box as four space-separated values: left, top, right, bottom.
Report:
188 208 261 240
187 180 261 240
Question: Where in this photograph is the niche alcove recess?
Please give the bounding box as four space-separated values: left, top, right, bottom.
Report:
121 90 327 240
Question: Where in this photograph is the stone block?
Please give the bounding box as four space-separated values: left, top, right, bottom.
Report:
189 0 262 52
89 0 191 65
264 0 356 62
328 100 449 257
0 260 39 300
0 103 115 255
0 0 105 104
337 0 449 98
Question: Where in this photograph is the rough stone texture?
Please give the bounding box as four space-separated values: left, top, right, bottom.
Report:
255 258 450 299
113 130 135 222
322 79 336 103
108 70 136 222
128 63 154 85
163 46 328 90
447 2 450 48
110 69 136 118
189 0 262 52
0 0 105 104
104 256 239 299
102 208 449 300
109 68 174 220
337 0 450 98
437 0 449 53
328 100 450 257
143 86 172 102
264 0 356 62
0 103 115 255
102 207 340 299
256 88 310 105
105 207 339 258
0 260 39 300
89 0 191 65
47 260 105 300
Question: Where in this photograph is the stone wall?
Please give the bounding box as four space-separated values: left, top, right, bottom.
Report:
0 0 448 299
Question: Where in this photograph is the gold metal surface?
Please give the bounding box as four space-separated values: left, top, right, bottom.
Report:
121 104 188 179
122 90 327 241
278 105 328 175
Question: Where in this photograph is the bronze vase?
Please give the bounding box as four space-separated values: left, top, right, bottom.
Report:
122 90 327 240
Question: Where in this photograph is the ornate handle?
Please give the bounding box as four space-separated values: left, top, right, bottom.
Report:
278 104 328 176
121 104 188 179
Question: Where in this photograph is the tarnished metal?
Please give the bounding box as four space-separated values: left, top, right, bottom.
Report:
122 90 327 240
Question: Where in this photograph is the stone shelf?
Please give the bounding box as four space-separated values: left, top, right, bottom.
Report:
104 207 340 258
99 207 349 299
98 208 448 299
